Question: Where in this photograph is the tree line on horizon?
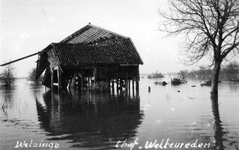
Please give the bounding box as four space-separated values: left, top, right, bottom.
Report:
0 65 43 87
182 61 239 81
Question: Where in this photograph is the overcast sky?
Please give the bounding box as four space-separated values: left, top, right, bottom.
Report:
1 0 203 77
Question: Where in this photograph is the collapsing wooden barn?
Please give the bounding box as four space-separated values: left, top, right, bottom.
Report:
35 23 143 92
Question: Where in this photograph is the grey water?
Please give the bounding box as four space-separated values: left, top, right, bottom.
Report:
0 77 238 150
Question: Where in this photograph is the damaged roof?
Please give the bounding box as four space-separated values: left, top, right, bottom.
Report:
60 23 128 44
53 38 143 67
36 23 143 80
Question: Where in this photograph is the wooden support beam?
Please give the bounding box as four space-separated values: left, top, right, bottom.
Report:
71 71 77 89
0 52 40 67
51 69 54 90
128 79 131 95
116 66 119 94
105 65 109 90
88 76 90 90
120 64 138 66
57 66 61 92
81 75 84 91
136 65 139 95
112 79 115 94
136 65 140 81
132 80 135 97
116 76 119 94
95 66 115 72
136 81 139 96
53 83 58 86
125 73 128 94
94 67 97 89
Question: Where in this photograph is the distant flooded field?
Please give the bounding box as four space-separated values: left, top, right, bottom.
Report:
0 77 239 150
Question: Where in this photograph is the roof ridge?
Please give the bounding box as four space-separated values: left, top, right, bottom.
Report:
88 23 129 39
60 23 129 44
60 24 91 43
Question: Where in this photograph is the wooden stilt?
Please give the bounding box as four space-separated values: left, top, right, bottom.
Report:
136 81 139 95
94 67 97 89
51 68 54 90
136 65 139 96
116 74 119 94
116 66 119 94
128 79 131 95
50 68 54 101
71 71 76 89
116 78 119 94
106 65 109 90
57 66 61 92
126 73 128 94
81 75 84 91
112 79 115 94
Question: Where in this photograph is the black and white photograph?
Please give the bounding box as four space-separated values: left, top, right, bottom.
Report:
0 0 239 150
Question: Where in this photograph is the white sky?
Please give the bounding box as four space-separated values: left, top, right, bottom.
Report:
1 0 198 77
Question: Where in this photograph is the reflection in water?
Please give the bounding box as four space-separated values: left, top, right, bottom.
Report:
36 90 144 149
211 93 224 150
211 93 239 150
0 88 15 117
1 79 239 150
228 82 239 93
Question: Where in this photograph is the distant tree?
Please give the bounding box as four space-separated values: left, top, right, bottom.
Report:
223 61 239 79
198 66 213 80
28 68 42 83
186 66 212 80
0 64 15 87
160 0 239 95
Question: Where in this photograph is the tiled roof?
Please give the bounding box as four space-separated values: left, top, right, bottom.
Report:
60 23 127 44
53 38 143 67
36 23 143 79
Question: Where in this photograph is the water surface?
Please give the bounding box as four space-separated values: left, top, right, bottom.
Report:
0 78 238 150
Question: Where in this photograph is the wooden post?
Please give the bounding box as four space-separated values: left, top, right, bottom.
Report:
81 75 84 91
136 81 139 95
106 65 109 90
94 67 97 89
128 79 131 95
57 66 61 92
112 79 115 94
78 69 83 91
116 77 119 94
132 80 135 97
51 68 54 90
71 71 76 89
125 73 128 95
116 66 119 94
136 65 139 95
87 76 90 90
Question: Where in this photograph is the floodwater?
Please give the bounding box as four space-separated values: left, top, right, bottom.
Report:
0 77 238 150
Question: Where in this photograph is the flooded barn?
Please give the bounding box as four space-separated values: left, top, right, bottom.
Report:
35 23 143 92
